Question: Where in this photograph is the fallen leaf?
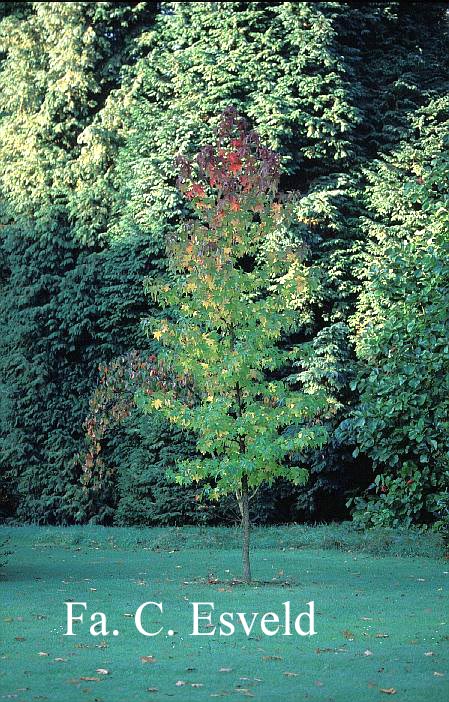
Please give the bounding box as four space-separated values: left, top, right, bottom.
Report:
262 655 282 661
316 647 340 654
141 656 156 664
343 630 354 640
15 637 26 641
380 688 396 695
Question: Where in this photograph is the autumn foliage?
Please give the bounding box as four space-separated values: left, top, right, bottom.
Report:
142 108 328 580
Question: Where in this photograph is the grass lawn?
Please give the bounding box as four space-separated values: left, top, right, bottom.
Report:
1 524 448 701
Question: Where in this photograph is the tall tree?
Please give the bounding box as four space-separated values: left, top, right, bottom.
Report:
343 94 449 527
0 2 160 522
141 109 327 580
84 1 448 523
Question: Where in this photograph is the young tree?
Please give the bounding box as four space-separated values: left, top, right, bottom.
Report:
140 108 327 582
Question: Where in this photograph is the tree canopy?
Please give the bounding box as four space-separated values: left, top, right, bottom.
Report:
0 2 448 530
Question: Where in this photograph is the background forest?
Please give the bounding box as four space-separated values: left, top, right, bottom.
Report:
0 1 448 530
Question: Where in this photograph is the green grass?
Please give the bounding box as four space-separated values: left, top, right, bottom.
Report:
1 525 448 701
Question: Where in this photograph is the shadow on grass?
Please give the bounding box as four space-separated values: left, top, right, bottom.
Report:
187 576 301 588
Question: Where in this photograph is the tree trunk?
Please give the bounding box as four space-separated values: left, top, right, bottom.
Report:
241 474 251 583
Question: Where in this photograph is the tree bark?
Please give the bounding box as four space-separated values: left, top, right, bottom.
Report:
241 473 251 583
234 380 251 583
